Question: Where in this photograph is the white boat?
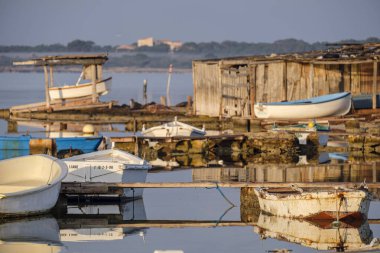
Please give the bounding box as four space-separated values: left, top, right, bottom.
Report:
49 77 112 100
0 216 65 253
254 186 371 220
62 149 151 198
0 155 68 216
142 116 206 137
254 92 352 119
254 213 374 251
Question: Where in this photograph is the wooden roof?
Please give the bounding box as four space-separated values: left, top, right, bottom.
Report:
13 54 109 66
194 43 380 65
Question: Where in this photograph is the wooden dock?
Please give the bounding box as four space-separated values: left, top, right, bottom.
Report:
61 181 380 195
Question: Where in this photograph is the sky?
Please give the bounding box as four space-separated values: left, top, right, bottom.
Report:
0 0 379 46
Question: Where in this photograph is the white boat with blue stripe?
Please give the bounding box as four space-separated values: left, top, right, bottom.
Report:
254 92 352 119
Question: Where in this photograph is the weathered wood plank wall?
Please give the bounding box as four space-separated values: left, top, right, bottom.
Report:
193 58 380 118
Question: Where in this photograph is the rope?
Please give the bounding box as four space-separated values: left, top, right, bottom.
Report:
206 182 235 207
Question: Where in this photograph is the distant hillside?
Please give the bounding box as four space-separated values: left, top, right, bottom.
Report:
0 37 379 71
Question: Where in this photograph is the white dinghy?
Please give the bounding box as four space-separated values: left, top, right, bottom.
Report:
254 92 352 119
0 155 68 216
49 77 112 100
62 149 151 198
142 116 206 137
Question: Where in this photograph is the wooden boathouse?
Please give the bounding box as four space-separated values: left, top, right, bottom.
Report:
192 43 380 118
11 54 113 113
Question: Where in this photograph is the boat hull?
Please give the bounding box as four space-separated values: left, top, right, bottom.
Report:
254 92 352 119
63 162 148 198
254 188 371 219
0 155 68 216
0 136 30 150
62 149 150 198
48 78 111 100
55 136 103 153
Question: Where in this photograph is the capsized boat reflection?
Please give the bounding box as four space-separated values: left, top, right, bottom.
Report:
254 213 374 251
0 215 66 253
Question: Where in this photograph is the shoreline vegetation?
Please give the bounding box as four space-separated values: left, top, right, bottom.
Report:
0 37 379 73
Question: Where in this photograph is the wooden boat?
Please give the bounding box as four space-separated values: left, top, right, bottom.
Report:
0 216 64 253
254 186 371 220
254 213 374 251
0 155 68 216
62 149 151 198
254 92 352 119
142 116 206 137
48 77 112 100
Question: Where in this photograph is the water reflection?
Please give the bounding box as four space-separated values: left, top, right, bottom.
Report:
56 199 147 242
0 215 66 253
254 213 374 252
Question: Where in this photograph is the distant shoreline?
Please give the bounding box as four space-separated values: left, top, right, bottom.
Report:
0 66 192 74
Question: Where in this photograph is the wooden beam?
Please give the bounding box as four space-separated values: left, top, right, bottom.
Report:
56 218 380 229
250 64 256 119
60 182 380 195
49 65 54 87
43 65 50 109
91 64 98 103
373 61 378 109
282 61 287 101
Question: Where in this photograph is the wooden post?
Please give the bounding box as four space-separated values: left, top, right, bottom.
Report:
91 64 98 103
49 66 54 87
7 120 17 133
160 96 167 106
373 61 378 109
143 79 148 105
186 96 192 115
43 65 51 109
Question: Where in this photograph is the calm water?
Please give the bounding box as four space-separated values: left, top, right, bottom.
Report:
0 72 379 253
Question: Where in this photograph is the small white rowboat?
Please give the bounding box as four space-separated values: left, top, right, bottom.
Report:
254 186 371 220
49 77 112 100
254 92 352 119
142 116 206 137
62 149 151 198
0 155 68 216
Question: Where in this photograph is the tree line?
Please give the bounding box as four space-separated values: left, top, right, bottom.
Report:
0 37 379 70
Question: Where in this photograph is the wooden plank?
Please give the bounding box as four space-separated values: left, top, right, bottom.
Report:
373 61 378 109
61 182 380 194
249 64 256 119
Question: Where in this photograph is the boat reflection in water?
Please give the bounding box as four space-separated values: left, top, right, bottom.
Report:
58 199 147 242
0 215 66 253
254 213 374 252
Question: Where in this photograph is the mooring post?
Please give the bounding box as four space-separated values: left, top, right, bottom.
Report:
7 120 18 133
43 65 51 109
160 96 167 106
143 79 148 105
186 96 192 115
